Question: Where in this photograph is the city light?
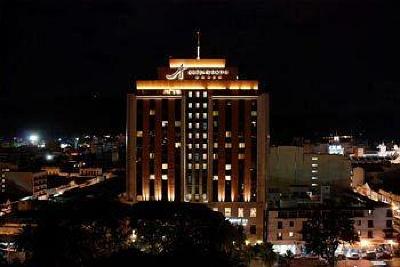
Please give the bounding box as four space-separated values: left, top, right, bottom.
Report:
45 154 54 161
28 134 39 145
360 239 370 247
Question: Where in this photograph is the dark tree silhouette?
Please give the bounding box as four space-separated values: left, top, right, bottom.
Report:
301 209 359 266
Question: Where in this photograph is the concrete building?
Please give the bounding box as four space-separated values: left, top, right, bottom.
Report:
3 171 47 197
269 146 352 194
126 55 269 242
267 202 395 255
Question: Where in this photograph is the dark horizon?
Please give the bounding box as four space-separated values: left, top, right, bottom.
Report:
1 0 400 143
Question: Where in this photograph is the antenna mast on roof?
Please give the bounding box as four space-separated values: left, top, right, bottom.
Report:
196 30 201 60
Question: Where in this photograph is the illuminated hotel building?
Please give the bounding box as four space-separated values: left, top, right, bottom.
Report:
126 56 269 242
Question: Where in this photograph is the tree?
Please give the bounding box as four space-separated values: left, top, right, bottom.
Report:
248 243 277 267
302 209 359 266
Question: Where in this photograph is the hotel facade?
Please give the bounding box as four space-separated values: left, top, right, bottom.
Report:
126 56 269 242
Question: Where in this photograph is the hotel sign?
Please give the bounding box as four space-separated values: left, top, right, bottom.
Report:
165 65 231 81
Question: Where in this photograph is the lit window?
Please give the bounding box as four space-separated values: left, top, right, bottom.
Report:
188 113 192 119
225 143 232 148
225 164 232 170
188 123 192 129
213 111 219 116
137 131 143 137
202 133 207 139
162 121 168 127
238 208 244 218
188 154 192 160
195 163 200 169
203 122 207 129
188 103 192 108
213 153 218 159
213 175 218 180
188 91 193 97
289 232 294 237
162 163 168 169
188 163 192 168
251 111 257 116
188 133 192 139
312 157 318 161
175 121 181 127
202 144 207 149
238 154 245 159
194 103 199 108
311 183 318 187
195 123 200 129
203 91 207 97
202 163 207 169
175 142 181 148
225 131 232 138
312 170 318 173
213 143 218 148
250 208 257 218
195 133 200 139
195 143 200 149
162 175 168 180
213 207 218 212
312 176 318 180
196 91 200 97
225 208 231 217
202 154 207 160
312 163 318 168
225 175 231 181
203 103 207 108
150 109 155 115
149 153 155 159
195 113 200 119
239 143 245 148
203 113 207 119
150 174 155 180
188 144 192 149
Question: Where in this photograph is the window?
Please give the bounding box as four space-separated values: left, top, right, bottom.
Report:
195 143 200 149
213 207 218 212
238 154 245 159
162 175 168 180
225 208 231 217
175 142 181 148
387 209 393 217
202 154 207 160
250 225 257 235
278 221 283 229
386 220 393 228
195 103 200 108
195 123 200 129
250 208 257 218
188 92 192 97
368 231 373 238
202 144 207 149
188 113 192 119
358 230 361 236
289 221 294 227
311 176 318 180
188 154 192 160
203 91 207 97
277 232 282 240
225 143 232 148
203 103 207 108
213 153 218 159
149 174 155 180
289 232 294 237
202 113 207 119
251 111 257 116
162 163 168 169
311 183 318 187
188 144 192 149
202 133 207 139
238 208 244 218
188 103 192 108
312 163 318 168
202 163 207 169
162 121 168 127
225 131 232 138
196 91 200 97
150 109 155 115
312 170 318 173
225 164 232 170
239 143 245 148
213 111 219 116
225 175 231 181
188 123 192 129
213 143 218 148
195 163 200 169
195 133 200 139
149 153 155 159
312 157 318 161
137 131 143 137
188 163 192 169
213 175 218 180
368 220 374 228
368 210 373 216
195 113 200 119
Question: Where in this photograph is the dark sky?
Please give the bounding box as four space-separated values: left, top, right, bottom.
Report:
1 0 399 143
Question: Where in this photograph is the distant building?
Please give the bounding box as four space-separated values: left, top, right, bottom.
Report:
269 146 352 194
267 198 395 254
79 167 102 177
3 171 47 198
126 54 269 242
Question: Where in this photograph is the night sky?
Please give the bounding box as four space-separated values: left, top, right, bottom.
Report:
1 0 399 143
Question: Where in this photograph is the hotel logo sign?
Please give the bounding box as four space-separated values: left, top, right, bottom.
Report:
166 65 230 80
